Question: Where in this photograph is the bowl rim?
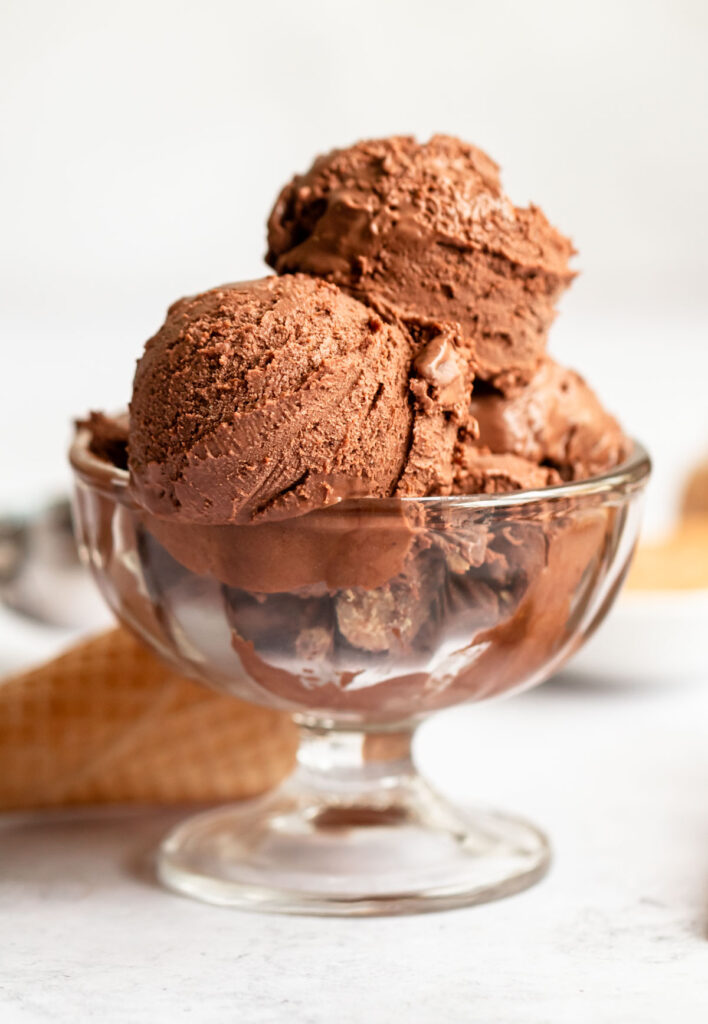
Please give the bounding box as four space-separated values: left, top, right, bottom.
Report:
69 425 651 513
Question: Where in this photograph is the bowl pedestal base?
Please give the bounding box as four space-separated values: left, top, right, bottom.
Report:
158 722 550 916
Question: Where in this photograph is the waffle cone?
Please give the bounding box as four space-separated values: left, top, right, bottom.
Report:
0 628 298 810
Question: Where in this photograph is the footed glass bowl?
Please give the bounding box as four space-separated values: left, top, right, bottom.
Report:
70 428 650 915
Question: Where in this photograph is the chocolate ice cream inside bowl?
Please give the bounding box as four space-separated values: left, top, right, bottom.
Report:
70 422 649 916
68 133 651 915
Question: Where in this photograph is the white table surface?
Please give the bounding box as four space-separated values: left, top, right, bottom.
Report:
3 633 708 1024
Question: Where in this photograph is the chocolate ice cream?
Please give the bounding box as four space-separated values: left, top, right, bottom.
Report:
267 135 575 391
129 274 469 523
452 447 561 495
129 275 410 523
73 132 639 723
469 358 630 481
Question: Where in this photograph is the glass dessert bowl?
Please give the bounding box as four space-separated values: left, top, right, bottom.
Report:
70 427 650 915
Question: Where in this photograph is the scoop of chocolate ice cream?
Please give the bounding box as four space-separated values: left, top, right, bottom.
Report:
469 358 630 481
129 274 473 525
129 275 416 524
267 134 575 390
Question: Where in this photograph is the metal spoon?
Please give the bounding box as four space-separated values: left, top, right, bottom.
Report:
0 498 111 630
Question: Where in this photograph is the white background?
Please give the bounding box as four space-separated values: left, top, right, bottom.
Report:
1 0 708 532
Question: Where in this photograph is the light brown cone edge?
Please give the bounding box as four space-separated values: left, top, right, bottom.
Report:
0 628 298 811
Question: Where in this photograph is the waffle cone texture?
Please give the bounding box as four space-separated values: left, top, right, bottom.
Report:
0 628 298 811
